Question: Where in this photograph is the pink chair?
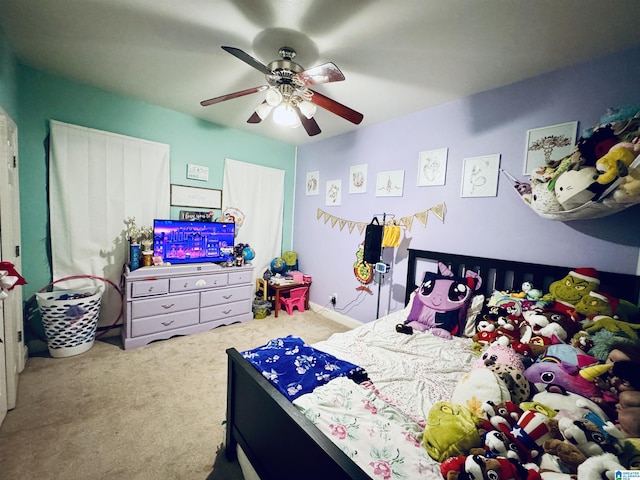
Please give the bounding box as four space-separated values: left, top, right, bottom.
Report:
279 286 308 315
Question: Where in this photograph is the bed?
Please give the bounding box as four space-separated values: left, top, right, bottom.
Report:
225 249 640 479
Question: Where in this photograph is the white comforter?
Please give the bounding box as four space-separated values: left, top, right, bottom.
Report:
311 307 477 422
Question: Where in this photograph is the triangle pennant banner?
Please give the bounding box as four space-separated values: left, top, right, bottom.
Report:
400 216 414 232
315 202 446 234
415 210 429 227
430 203 446 222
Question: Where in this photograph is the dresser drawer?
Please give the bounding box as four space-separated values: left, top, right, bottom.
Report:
131 292 199 319
169 274 228 292
131 309 199 337
130 278 169 298
229 270 252 285
200 285 253 308
200 299 252 323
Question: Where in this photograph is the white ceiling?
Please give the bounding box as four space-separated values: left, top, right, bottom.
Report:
2 0 640 145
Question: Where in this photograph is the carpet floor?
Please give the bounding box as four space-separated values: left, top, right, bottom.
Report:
0 309 351 480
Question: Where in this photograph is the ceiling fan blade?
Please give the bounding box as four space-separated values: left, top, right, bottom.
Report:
309 89 363 125
221 46 272 76
247 111 262 124
295 107 322 136
200 85 268 107
247 101 271 124
294 62 345 86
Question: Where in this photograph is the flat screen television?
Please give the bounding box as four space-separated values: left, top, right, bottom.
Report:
153 219 235 265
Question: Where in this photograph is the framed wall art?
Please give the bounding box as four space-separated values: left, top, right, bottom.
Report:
460 154 501 198
417 148 448 186
349 164 368 194
306 171 319 195
376 170 405 197
325 179 342 206
170 184 222 209
186 163 209 181
524 121 577 175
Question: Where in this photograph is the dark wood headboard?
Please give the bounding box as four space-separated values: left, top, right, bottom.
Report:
404 249 640 306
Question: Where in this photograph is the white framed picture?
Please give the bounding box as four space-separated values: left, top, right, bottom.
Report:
376 170 405 197
524 121 577 175
170 184 222 209
460 154 501 198
417 148 448 186
325 179 342 206
306 171 319 195
349 164 368 194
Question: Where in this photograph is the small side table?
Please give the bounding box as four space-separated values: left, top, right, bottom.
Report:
268 282 312 317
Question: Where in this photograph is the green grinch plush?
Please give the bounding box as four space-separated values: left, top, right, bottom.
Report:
544 268 601 316
574 291 615 318
423 402 482 462
575 290 640 323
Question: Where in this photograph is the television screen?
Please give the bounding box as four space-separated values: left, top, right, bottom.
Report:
153 219 235 265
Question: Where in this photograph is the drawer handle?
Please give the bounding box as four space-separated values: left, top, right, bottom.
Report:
161 303 175 309
147 286 155 292
161 320 175 327
223 295 233 300
222 309 232 315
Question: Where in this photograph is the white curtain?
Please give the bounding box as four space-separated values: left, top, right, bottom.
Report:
49 120 170 327
223 159 285 281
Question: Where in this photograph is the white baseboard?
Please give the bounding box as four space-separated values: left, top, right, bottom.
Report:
309 302 363 329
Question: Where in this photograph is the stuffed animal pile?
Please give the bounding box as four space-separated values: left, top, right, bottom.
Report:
420 266 640 479
512 104 640 220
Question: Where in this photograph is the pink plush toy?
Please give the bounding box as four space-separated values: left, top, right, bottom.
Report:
473 344 525 371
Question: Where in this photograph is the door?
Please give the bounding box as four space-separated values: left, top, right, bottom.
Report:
0 296 6 425
0 107 25 424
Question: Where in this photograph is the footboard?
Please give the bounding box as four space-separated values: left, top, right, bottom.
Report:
225 348 370 480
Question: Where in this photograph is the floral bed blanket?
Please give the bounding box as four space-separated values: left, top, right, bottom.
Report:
293 376 443 480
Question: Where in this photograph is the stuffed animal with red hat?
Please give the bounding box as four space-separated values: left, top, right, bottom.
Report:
544 267 601 318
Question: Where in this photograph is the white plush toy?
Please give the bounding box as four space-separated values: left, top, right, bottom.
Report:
576 452 624 480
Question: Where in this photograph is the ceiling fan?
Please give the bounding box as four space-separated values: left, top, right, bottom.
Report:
200 46 363 136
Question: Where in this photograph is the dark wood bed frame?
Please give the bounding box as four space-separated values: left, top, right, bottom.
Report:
225 249 640 480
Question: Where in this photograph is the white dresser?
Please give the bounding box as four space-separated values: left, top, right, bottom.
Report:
122 263 253 349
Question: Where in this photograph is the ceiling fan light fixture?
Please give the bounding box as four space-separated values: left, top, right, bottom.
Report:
298 100 317 119
255 103 273 120
265 87 283 107
273 103 301 128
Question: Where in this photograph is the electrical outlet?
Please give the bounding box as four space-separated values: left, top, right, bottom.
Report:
330 293 337 306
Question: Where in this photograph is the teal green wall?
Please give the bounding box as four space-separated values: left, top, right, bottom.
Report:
0 26 18 120
16 64 296 301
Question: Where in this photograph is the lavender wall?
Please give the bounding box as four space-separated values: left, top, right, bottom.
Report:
294 46 640 324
